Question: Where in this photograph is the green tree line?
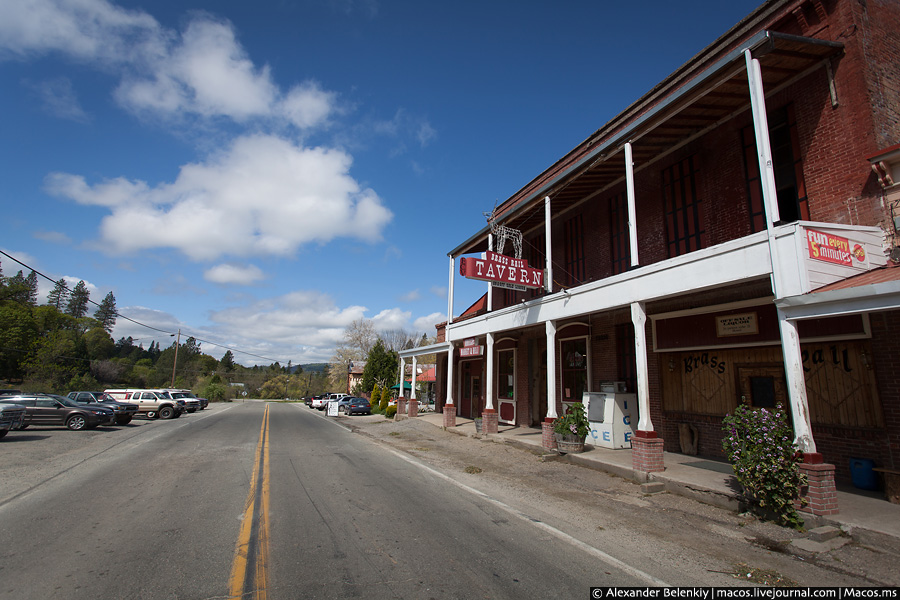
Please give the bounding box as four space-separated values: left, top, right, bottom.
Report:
0 263 330 399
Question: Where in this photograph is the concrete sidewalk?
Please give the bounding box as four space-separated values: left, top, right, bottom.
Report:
404 411 900 551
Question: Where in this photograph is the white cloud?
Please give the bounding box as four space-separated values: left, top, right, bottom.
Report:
399 289 420 302
26 77 89 122
45 133 394 261
430 285 447 298
371 307 411 331
204 263 265 285
413 312 444 334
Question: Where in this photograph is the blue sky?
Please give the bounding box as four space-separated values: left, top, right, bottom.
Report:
0 0 762 366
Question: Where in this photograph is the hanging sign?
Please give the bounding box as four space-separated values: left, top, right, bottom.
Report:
459 251 544 289
806 229 867 268
459 345 483 357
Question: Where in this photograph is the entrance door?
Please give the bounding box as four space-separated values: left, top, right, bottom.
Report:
459 360 482 419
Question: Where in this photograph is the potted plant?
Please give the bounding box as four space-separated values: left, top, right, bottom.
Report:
553 402 590 453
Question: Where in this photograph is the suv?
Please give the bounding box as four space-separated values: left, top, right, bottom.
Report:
104 389 184 419
0 401 27 438
166 389 204 412
0 394 115 430
67 391 139 425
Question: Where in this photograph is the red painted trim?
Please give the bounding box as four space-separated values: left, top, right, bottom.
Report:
635 430 658 438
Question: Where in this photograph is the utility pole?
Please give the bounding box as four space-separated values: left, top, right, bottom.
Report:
170 329 181 388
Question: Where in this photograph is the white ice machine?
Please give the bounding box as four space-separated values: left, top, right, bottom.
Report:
583 390 636 449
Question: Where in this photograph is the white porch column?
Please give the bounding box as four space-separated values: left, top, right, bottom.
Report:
625 142 639 267
485 332 495 411
446 345 455 407
398 357 405 398
448 256 455 324
487 234 494 310
631 301 654 432
411 356 418 401
777 310 817 453
544 196 553 293
745 49 781 228
545 320 558 419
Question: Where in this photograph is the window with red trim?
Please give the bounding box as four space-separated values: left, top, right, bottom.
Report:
563 214 585 287
662 155 705 257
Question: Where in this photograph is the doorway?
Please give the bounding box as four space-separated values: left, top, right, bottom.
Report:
459 360 482 419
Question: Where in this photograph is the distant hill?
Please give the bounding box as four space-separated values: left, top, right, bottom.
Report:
298 363 328 373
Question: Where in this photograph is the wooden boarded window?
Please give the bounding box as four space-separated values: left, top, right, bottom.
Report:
563 214 585 287
560 337 588 403
662 156 705 257
609 192 631 275
741 103 809 232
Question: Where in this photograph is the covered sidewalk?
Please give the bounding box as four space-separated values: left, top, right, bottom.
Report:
404 411 900 550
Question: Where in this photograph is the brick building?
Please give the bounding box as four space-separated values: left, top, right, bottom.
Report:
430 0 900 515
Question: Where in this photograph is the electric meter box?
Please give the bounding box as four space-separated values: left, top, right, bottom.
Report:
583 391 636 449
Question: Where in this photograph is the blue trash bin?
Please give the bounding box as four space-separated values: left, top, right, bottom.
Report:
849 457 878 491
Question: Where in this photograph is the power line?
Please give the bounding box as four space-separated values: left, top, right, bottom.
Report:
0 249 285 364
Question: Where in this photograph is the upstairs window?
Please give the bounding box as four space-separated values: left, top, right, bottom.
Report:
662 155 705 257
609 191 631 275
563 214 585 287
527 233 545 298
741 104 809 232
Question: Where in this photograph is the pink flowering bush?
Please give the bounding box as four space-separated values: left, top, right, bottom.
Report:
553 402 590 438
722 404 807 529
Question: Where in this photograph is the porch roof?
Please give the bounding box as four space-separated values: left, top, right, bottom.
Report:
449 29 843 258
776 261 900 320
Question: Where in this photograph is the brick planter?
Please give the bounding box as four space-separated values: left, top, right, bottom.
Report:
443 404 456 428
481 409 498 434
542 419 557 451
798 454 839 516
632 431 665 473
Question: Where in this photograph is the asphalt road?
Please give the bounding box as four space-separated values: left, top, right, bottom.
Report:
0 402 654 600
1 402 895 600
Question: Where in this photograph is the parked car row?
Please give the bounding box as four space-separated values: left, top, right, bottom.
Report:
0 388 210 437
304 393 371 416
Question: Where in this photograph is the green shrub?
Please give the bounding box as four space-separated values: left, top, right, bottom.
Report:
722 404 807 529
385 405 397 419
379 386 390 412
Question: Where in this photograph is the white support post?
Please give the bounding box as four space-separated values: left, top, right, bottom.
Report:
485 332 495 411
544 196 553 292
625 142 639 267
411 356 418 401
745 50 781 228
398 357 405 399
446 346 455 408
777 310 817 453
545 320 558 420
487 234 494 310
631 302 653 432
448 256 455 324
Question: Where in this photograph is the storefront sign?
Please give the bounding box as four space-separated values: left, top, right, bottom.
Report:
716 312 758 337
464 338 478 347
807 229 867 267
459 251 544 289
459 345 483 357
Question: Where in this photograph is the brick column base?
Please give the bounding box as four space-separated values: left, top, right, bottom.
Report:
542 419 557 451
798 456 839 516
398 398 406 414
408 399 418 418
482 409 498 434
443 404 456 428
632 432 665 473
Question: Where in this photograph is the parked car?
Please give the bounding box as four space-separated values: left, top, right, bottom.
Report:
67 391 139 425
336 397 354 413
0 394 115 431
104 389 184 419
311 395 329 410
344 397 371 416
165 389 202 412
0 402 27 438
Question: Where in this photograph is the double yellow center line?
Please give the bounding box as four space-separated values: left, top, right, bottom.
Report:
229 404 271 599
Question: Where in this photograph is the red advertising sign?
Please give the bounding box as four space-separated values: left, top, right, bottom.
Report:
459 345 483 357
459 251 544 289
806 229 867 267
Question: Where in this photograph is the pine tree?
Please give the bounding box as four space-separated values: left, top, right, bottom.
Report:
66 280 90 318
46 279 70 310
93 291 117 333
220 350 235 372
24 271 38 306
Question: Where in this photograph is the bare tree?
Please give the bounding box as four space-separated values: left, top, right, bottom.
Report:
344 318 377 356
379 328 418 352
